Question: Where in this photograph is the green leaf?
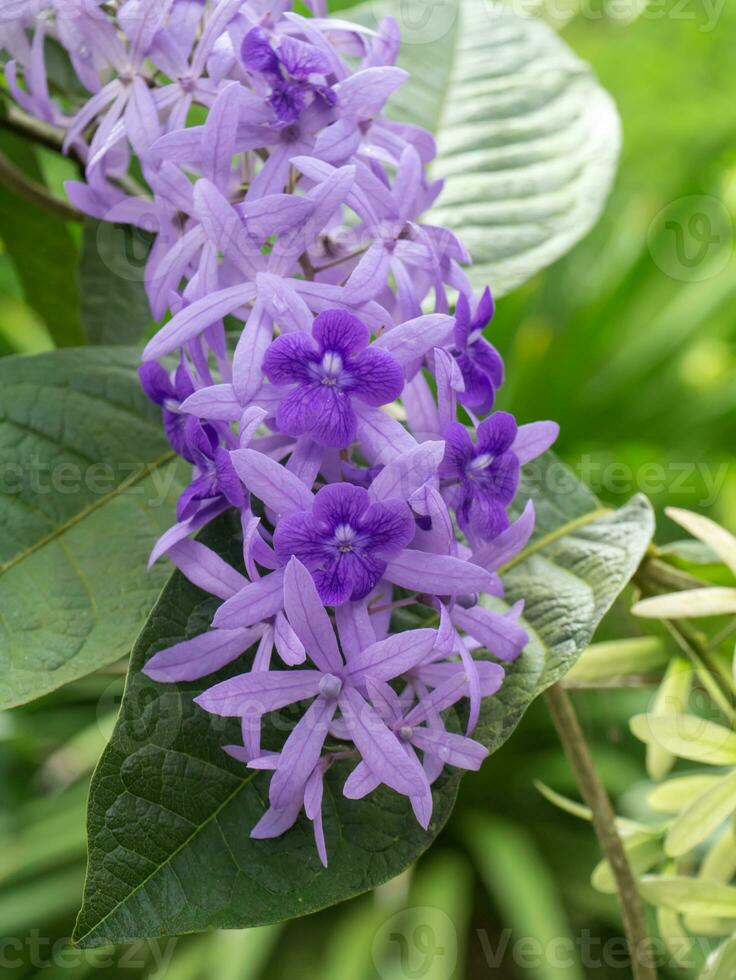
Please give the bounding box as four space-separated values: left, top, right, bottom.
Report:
0 131 84 346
535 780 594 822
566 636 669 683
79 219 154 345
0 347 185 709
351 0 620 294
631 715 736 766
700 936 736 980
647 659 693 781
535 780 647 837
633 587 736 619
665 770 736 858
640 876 736 918
700 830 736 884
592 830 665 895
665 507 736 578
658 540 723 566
647 774 724 814
656 903 695 971
74 454 653 946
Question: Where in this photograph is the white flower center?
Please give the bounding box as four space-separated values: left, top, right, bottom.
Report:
319 673 343 699
320 351 343 386
334 523 356 552
467 453 493 476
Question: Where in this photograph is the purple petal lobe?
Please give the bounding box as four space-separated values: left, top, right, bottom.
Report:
339 687 428 798
213 569 286 630
269 697 336 808
144 628 260 683
283 557 343 673
312 309 369 358
195 669 322 717
383 550 495 596
347 347 405 407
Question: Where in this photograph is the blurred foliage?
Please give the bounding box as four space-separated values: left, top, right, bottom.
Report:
0 0 734 977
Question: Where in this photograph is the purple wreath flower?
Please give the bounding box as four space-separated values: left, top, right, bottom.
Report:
274 483 415 605
177 419 244 521
343 676 490 825
241 27 336 124
196 559 434 841
139 361 195 461
451 288 504 415
262 309 405 448
440 412 520 541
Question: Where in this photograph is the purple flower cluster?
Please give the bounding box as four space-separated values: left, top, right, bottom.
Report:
3 1 558 864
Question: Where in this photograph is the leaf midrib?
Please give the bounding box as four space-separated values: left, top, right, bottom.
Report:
501 506 612 573
0 450 175 576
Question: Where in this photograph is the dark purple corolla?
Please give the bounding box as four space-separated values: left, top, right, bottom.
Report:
176 419 244 521
440 412 520 541
139 361 195 460
263 309 405 448
274 483 415 604
242 27 336 124
451 288 503 416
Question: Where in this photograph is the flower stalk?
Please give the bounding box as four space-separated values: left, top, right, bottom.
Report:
545 683 658 980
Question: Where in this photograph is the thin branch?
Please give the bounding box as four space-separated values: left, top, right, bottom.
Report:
545 684 658 980
0 101 82 161
299 252 316 281
0 148 83 221
634 563 736 721
707 617 736 653
0 102 147 199
313 246 369 274
663 619 736 722
637 556 709 593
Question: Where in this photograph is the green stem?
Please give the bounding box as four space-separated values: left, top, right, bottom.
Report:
545 684 658 980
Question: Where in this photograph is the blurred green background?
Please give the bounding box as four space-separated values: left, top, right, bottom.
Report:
1 0 734 977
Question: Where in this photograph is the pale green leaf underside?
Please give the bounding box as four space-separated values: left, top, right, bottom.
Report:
74 455 653 946
0 348 185 709
354 0 621 293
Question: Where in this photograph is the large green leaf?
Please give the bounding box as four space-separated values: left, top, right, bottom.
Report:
473 456 654 754
0 347 185 709
351 0 620 294
79 220 154 346
73 455 653 946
